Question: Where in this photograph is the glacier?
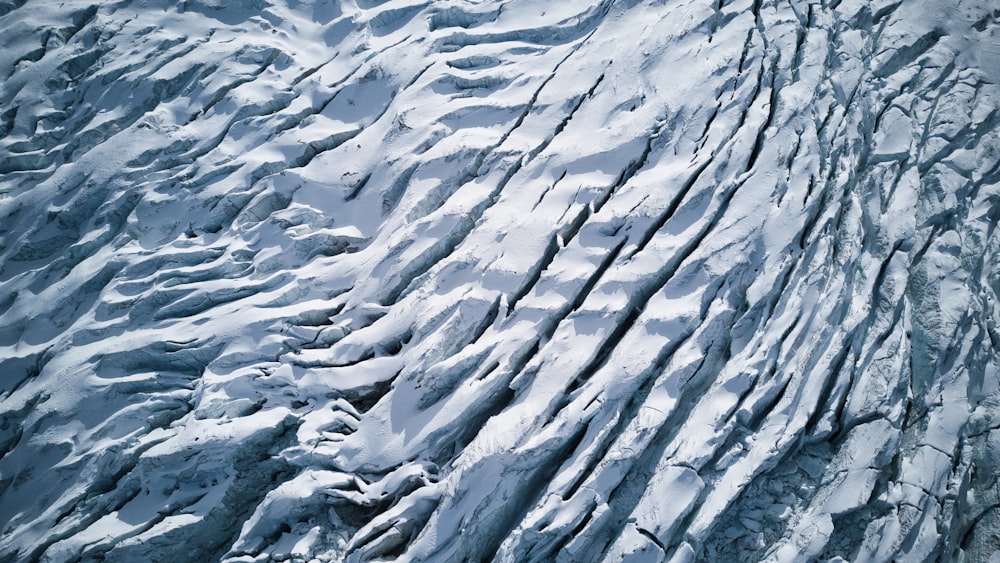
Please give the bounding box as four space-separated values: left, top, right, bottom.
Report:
1 0 999 561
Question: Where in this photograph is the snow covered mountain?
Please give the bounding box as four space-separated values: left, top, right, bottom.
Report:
1 0 999 560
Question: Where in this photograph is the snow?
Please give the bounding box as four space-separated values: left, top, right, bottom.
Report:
1 0 1000 561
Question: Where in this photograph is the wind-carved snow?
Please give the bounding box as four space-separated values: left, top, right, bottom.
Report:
1 0 999 561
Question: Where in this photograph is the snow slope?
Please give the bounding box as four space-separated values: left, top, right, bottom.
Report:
1 0 999 561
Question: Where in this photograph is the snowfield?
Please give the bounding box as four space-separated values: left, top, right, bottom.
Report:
1 0 999 561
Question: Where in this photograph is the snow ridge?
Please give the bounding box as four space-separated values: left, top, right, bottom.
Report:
1 0 999 561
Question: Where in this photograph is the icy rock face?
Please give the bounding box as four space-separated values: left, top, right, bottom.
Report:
1 0 999 560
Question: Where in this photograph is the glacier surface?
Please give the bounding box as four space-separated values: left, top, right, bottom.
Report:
1 0 1000 561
